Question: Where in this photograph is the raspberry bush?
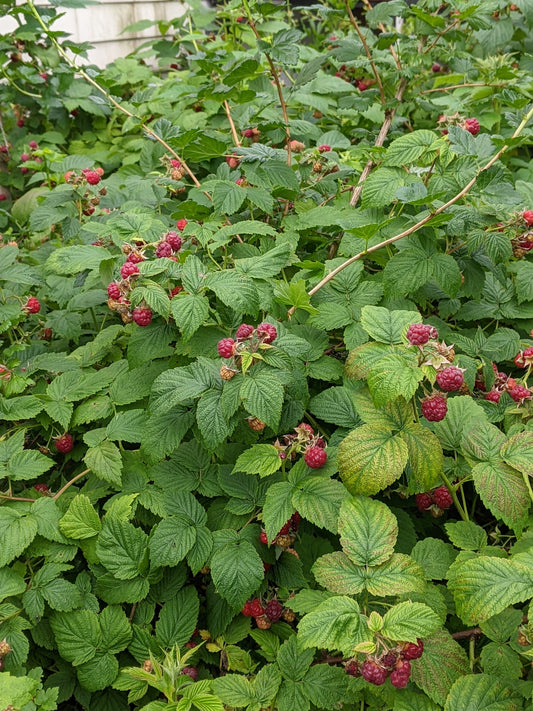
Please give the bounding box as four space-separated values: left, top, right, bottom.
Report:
1 0 533 709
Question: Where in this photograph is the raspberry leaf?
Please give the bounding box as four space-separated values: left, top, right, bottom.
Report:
409 629 469 706
360 306 421 344
444 673 522 711
399 423 443 492
292 477 350 533
338 496 398 566
149 515 197 568
233 445 283 478
297 596 364 654
155 585 199 648
60 495 102 539
381 601 441 643
96 518 148 580
210 539 264 609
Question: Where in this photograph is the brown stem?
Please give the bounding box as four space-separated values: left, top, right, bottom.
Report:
344 0 385 104
360 0 402 70
129 603 137 622
0 494 36 502
422 19 459 54
421 82 504 95
451 627 482 640
224 100 241 147
52 468 91 499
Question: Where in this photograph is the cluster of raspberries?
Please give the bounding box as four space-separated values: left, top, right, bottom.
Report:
481 356 532 405
260 512 301 548
241 597 295 628
345 638 423 689
217 322 278 380
273 422 328 469
415 485 453 515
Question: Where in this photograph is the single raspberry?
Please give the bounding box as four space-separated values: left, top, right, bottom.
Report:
127 252 144 264
485 389 501 403
289 140 305 153
416 492 433 512
132 307 152 327
282 608 296 622
83 169 101 185
107 282 121 299
21 166 29 175
120 262 139 279
275 533 293 548
296 423 314 436
256 322 277 344
406 323 432 345
380 652 398 669
345 660 361 677
34 483 50 494
508 384 531 402
28 141 38 151
421 394 447 422
390 669 410 688
54 434 74 453
166 231 182 251
464 118 480 135
20 153 30 162
402 639 424 660
155 241 173 258
25 296 41 313
315 437 326 448
318 144 331 152
217 338 235 358
242 601 253 616
356 79 371 90
436 366 464 392
260 530 268 545
394 659 411 675
432 485 453 510
249 598 265 617
236 15 245 22
515 347 533 368
278 521 292 535
236 323 255 339
142 659 153 672
263 561 271 572
220 365 237 381
0 639 12 656
182 666 198 680
248 417 266 431
361 660 388 686
506 377 517 389
242 128 255 138
304 446 328 468
291 512 301 530
170 285 183 297
523 210 533 226
95 167 104 177
176 219 188 231
265 599 283 622
255 615 272 629
432 62 441 72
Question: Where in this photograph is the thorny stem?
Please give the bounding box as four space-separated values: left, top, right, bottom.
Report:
224 100 241 147
422 19 460 54
53 468 91 499
360 0 402 70
344 0 385 104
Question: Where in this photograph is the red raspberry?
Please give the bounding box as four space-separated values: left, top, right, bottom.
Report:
463 118 480 135
83 169 101 185
17 119 25 128
120 262 139 279
515 347 533 368
508 384 531 402
402 639 423 660
176 219 187 231
20 153 30 162
127 252 144 264
297 423 314 436
170 285 183 298
182 666 198 680
107 282 120 299
256 322 277 344
156 241 173 258
421 394 447 422
265 599 283 622
416 492 433 512
345 660 361 677
278 521 291 535
304 446 327 468
132 307 152 327
390 669 410 688
361 660 388 686
25 297 41 314
260 530 268 544
34 483 49 494
217 338 235 358
249 598 265 618
436 366 464 392
263 561 271 572
236 323 255 339
406 323 432 345
242 128 255 138
485 389 501 403
432 485 452 510
291 511 301 530
523 210 533 226
166 231 182 251
315 437 326 448
54 434 74 453
394 659 411 675
318 144 331 152
242 601 253 616
432 63 441 72
380 652 398 669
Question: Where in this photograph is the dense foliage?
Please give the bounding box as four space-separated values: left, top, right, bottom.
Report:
1 0 533 708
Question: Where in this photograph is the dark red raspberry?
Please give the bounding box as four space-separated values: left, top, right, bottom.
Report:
236 323 255 339
291 511 301 530
265 599 283 622
256 322 277 344
107 282 120 299
217 338 235 358
260 530 268 544
390 669 410 688
508 384 531 402
166 231 182 251
402 639 423 660
361 660 388 686
182 666 198 680
515 347 533 368
120 262 139 279
278 520 291 535
155 241 173 258
406 323 432 345
345 660 361 677
432 485 452 510
380 652 398 669
25 297 41 313
416 492 433 512
20 153 31 162
304 446 327 468
318 144 331 152
132 307 152 327
463 118 480 135
170 285 183 298
242 128 255 138
421 394 447 422
127 252 144 264
263 561 271 572
436 366 464 392
176 219 187 231
394 659 411 675
34 483 50 494
54 434 74 453
315 437 326 448
485 389 501 403
432 62 441 72
242 601 253 616
83 169 101 185
249 598 265 618
523 210 533 226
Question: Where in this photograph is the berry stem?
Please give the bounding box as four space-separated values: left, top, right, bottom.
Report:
521 470 533 504
440 471 468 522
223 100 241 147
52 468 91 500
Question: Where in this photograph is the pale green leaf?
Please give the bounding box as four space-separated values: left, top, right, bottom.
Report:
338 496 398 566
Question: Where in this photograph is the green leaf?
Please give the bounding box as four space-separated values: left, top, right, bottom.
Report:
0 568 27 601
309 387 360 429
381 601 441 643
411 538 456 579
292 477 350 533
297 596 362 654
410 629 470 706
385 130 440 166
212 181 247 215
480 642 523 680
360 306 420 344
205 271 259 314
240 372 284 430
149 516 197 567
367 353 423 407
132 281 171 319
45 245 112 274
51 610 101 665
171 293 210 341
338 496 398 566
211 675 254 707
268 28 302 65
234 243 293 279
471 460 530 529
196 389 231 451
150 362 211 414
277 636 314 682
302 663 349 709
233 444 282 478
0 509 38 567
155 585 199 647
263 481 295 544
445 522 487 551
361 167 405 208
444 673 523 711
210 538 264 608
77 651 118 692
383 247 433 295
400 423 443 492
84 440 122 486
105 410 146 443
338 424 409 495
500 431 533 477
96 518 148 580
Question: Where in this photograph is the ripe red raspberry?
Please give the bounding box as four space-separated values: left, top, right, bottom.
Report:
170 285 183 298
176 219 188 231
132 307 152 327
83 170 101 185
34 483 50 494
436 366 464 392
390 668 410 688
166 231 182 251
318 144 331 152
464 118 480 135
515 347 533 368
260 530 268 544
107 282 120 299
291 511 301 530
485 389 501 403
394 659 411 675
249 598 265 618
127 252 144 264
25 297 41 314
304 446 328 468
242 601 253 616
182 666 198 680
380 652 398 669
265 599 283 622
432 62 441 72
236 323 255 339
416 492 433 512
402 639 423 660
278 520 292 535
256 322 277 344
20 153 30 162
523 210 533 226
421 394 447 422
217 338 235 358
242 128 255 138
345 660 361 677
432 485 452 510
297 423 314 436
155 241 173 258
508 384 531 402
406 323 432 345
54 434 74 453
120 262 139 279
361 660 388 686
